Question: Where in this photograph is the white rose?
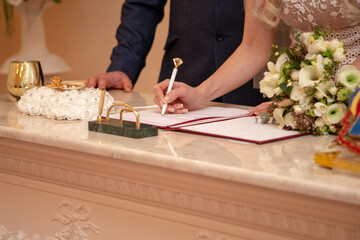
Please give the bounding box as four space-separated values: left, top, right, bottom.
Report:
322 103 347 125
299 66 323 88
333 48 346 62
299 97 312 110
290 83 305 101
314 102 328 116
315 118 325 128
316 54 325 74
275 53 289 72
29 105 41 116
300 32 314 47
305 53 317 60
315 81 336 103
329 39 341 52
336 65 360 91
293 105 304 114
267 61 278 74
323 57 332 66
273 108 285 129
259 71 280 98
290 70 300 81
329 86 338 96
44 107 56 119
284 113 297 129
314 91 324 100
273 87 282 95
308 37 326 54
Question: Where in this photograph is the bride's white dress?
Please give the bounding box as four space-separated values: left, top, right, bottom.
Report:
279 0 360 65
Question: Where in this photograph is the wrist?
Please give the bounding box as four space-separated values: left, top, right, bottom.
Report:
193 85 210 107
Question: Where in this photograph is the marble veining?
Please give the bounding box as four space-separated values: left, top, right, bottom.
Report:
0 92 359 205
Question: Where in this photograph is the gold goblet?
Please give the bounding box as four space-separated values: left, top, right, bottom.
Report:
7 60 44 100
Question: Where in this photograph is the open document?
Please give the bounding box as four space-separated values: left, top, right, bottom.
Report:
108 106 308 143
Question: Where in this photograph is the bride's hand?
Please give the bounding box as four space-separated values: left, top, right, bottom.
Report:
153 79 201 114
247 101 272 115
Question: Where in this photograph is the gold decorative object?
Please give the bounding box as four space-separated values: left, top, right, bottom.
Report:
173 58 183 69
47 76 63 88
97 88 106 123
314 151 360 174
47 76 87 90
7 60 44 100
105 103 141 130
88 97 158 138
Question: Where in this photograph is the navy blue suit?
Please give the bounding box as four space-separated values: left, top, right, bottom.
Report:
107 0 265 106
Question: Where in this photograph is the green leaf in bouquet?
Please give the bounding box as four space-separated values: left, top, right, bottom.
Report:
336 87 351 102
306 86 317 97
285 85 294 96
282 108 290 117
280 63 299 78
313 28 332 40
294 29 302 43
290 62 301 69
284 49 295 61
259 113 271 124
279 82 287 92
308 109 317 117
321 49 333 59
278 83 294 97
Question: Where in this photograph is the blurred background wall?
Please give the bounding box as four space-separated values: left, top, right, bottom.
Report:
0 0 169 94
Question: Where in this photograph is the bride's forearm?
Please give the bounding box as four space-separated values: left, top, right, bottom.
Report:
192 0 275 106
196 40 273 104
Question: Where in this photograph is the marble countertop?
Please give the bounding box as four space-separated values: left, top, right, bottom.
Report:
0 91 359 205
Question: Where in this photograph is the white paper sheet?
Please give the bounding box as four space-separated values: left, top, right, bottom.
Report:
108 106 249 127
180 117 304 143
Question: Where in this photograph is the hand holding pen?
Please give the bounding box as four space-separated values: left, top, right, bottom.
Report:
161 58 183 115
153 58 205 114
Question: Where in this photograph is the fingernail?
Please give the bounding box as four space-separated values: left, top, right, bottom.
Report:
182 109 188 113
168 107 174 112
178 104 183 109
161 98 167 104
164 96 170 103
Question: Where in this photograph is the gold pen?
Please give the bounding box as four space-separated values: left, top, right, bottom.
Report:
97 88 106 122
161 58 183 115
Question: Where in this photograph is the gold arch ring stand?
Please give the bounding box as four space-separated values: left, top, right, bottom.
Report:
88 89 158 139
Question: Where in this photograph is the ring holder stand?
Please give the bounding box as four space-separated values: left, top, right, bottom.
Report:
88 90 158 139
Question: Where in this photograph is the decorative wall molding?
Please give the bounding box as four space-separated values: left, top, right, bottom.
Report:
195 230 232 240
0 153 359 240
0 201 99 240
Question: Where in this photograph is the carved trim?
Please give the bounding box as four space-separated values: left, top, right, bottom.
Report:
0 155 359 240
0 201 99 240
195 230 233 240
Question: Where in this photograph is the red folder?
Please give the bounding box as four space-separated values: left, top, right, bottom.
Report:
110 106 308 144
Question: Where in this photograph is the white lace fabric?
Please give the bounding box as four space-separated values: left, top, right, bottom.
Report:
17 87 115 120
281 0 360 64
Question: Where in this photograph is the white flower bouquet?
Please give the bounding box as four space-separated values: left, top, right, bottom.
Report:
17 87 114 121
259 29 360 135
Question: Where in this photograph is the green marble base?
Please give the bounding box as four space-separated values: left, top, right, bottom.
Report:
88 119 158 139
